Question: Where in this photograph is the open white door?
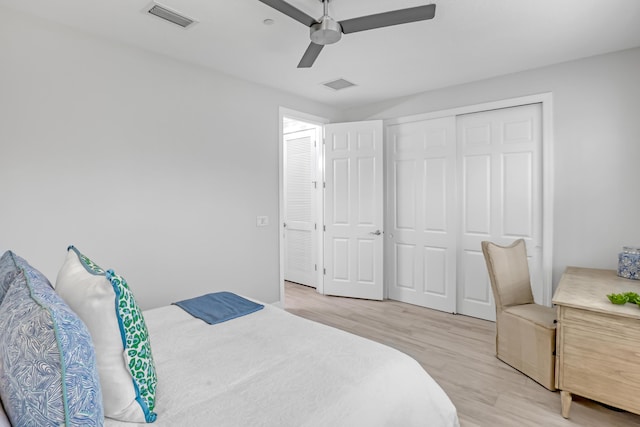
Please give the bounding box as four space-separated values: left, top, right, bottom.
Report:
386 117 457 313
323 120 384 300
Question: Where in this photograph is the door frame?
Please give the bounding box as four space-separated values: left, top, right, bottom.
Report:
384 92 554 306
278 107 329 306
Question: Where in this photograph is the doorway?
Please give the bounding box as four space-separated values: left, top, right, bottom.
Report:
282 114 323 289
278 110 386 305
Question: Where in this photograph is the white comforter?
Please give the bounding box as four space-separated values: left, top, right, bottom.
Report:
105 303 459 427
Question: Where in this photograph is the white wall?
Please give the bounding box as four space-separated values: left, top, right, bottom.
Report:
0 7 340 309
3 6 638 307
343 47 640 288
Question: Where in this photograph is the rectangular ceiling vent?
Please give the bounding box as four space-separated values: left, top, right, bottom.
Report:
322 78 356 91
147 3 197 28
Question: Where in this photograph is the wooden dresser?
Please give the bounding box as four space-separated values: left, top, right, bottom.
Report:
553 266 640 418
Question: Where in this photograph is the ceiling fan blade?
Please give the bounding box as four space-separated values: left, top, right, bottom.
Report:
258 0 317 27
297 42 324 68
339 4 436 34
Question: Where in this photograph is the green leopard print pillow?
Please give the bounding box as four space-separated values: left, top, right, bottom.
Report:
78 252 105 274
106 269 157 421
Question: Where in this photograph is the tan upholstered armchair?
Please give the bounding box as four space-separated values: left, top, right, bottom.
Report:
481 239 556 391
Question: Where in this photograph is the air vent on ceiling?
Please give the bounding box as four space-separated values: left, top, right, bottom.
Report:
322 78 356 91
147 3 196 28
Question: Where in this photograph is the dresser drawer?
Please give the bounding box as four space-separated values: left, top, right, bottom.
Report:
557 306 640 414
561 305 640 333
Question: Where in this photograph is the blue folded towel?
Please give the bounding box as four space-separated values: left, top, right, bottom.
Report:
173 291 264 325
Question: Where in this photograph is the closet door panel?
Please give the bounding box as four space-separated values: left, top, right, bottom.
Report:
502 152 533 237
463 154 491 235
423 158 448 232
458 103 542 320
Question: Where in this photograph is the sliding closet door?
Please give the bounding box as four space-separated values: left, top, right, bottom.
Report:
457 103 542 321
387 117 457 313
385 103 543 321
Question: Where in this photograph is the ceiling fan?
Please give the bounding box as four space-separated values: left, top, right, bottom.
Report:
259 0 436 68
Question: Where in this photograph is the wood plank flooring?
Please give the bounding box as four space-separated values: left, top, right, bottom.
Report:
284 282 640 427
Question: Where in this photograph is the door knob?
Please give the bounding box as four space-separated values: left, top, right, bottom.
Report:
369 230 382 236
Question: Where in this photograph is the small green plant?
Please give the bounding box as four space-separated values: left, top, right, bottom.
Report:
607 293 629 304
624 292 640 304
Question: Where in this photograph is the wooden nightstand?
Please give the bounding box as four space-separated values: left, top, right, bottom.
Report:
553 267 640 418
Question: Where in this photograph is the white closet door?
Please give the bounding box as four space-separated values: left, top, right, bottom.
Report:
386 117 457 312
284 128 318 287
324 120 384 300
457 103 542 321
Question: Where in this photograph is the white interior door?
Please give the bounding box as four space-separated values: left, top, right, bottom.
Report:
323 120 384 300
386 117 457 312
457 103 543 321
284 128 318 287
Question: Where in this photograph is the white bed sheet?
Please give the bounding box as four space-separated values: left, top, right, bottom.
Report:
105 303 459 427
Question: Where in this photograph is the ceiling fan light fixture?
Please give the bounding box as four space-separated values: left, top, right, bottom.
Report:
310 18 342 45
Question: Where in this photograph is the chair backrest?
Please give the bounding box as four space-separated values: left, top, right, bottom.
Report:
481 239 534 312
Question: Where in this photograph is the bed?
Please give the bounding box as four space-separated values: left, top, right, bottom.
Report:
105 302 459 426
0 248 459 427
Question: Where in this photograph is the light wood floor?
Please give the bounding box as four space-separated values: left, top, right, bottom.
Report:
284 282 640 427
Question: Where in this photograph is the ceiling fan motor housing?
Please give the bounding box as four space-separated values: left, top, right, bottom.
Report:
310 17 342 45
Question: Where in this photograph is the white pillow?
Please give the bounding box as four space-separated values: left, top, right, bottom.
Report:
55 246 157 423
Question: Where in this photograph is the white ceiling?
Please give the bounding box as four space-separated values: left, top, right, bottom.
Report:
3 0 640 109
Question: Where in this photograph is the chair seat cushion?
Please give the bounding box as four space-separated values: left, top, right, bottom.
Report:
503 303 556 329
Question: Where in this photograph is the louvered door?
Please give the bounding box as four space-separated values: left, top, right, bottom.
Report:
284 128 318 287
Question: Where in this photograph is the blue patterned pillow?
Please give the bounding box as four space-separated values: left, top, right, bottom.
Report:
0 251 19 305
0 264 104 427
0 250 43 304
